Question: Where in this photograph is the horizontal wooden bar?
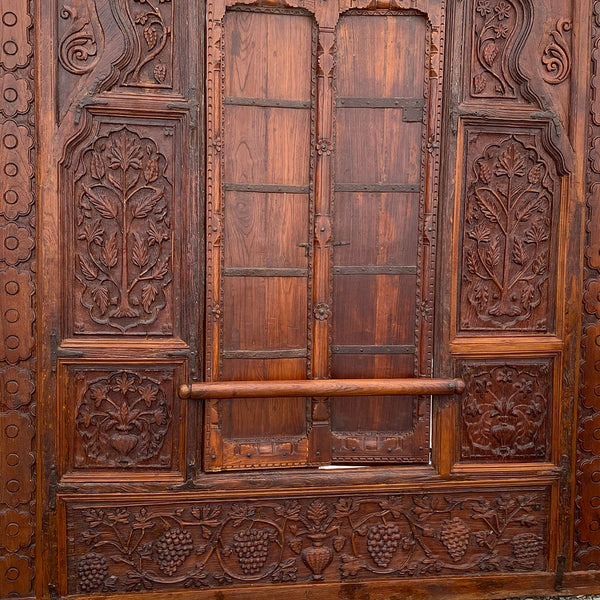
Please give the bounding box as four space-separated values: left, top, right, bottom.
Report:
225 183 310 194
222 349 308 359
225 96 311 109
333 265 417 275
331 345 415 354
334 183 419 193
337 97 423 108
224 267 308 277
179 378 465 399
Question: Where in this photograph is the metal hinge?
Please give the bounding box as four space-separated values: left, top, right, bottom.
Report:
50 330 84 372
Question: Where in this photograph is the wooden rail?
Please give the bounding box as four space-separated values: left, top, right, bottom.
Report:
178 378 465 399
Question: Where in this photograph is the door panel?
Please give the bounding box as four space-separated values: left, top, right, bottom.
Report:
26 0 596 597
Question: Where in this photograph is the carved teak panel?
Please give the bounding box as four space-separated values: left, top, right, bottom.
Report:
15 0 600 598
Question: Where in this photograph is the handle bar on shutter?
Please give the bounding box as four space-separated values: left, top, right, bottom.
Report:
178 378 465 399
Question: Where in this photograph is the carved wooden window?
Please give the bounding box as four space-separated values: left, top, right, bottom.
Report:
205 3 441 471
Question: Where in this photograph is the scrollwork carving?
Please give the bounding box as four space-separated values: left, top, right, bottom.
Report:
58 5 100 75
66 490 548 593
541 18 572 85
74 127 173 333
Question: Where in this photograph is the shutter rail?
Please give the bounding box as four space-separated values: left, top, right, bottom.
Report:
178 378 465 399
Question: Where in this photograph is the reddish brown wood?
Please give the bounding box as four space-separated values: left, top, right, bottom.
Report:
180 377 465 399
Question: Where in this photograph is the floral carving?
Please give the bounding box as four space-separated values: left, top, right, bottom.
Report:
0 72 32 118
76 371 171 466
67 491 548 593
460 362 550 460
471 0 530 98
75 128 172 332
124 0 173 87
541 18 572 85
461 136 555 330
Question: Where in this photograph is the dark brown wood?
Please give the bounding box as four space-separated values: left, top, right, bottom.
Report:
180 377 465 399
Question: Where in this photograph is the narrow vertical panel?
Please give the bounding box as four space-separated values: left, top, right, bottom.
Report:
331 13 429 463
0 0 35 595
209 9 314 470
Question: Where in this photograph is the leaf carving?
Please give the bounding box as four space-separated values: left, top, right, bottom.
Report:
131 187 164 219
79 255 99 280
512 239 526 265
83 185 119 220
91 285 110 314
141 284 158 312
482 42 498 66
475 192 502 224
132 233 149 268
102 233 119 269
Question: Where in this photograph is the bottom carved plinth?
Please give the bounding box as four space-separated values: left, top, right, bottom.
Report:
63 488 549 594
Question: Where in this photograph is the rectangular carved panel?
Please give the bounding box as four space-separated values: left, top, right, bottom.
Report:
458 358 553 462
59 360 186 478
62 487 550 595
62 117 185 337
457 123 560 333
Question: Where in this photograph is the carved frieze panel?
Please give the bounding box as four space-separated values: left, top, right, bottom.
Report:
64 121 180 336
458 126 560 333
62 488 549 594
458 359 552 462
468 0 534 101
59 361 186 475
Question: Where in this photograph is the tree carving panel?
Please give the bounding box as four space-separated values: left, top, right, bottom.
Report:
576 0 600 570
458 360 552 462
67 124 177 336
458 128 559 333
60 362 185 475
0 0 35 596
63 488 549 594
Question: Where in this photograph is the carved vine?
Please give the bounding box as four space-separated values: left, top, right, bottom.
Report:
69 492 546 593
75 371 171 466
471 0 529 98
124 0 173 87
58 5 100 75
541 18 572 85
460 363 550 460
461 136 555 330
75 128 172 332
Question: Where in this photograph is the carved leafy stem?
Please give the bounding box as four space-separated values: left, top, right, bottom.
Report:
472 0 517 96
127 0 173 85
463 136 553 328
76 128 171 332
